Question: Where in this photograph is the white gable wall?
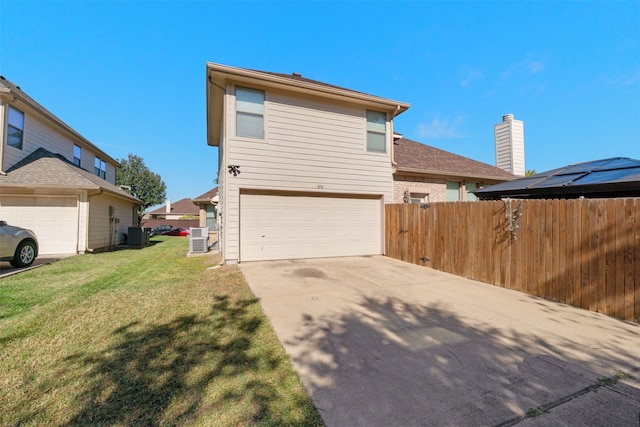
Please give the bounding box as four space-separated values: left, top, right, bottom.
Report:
87 193 136 251
221 84 394 262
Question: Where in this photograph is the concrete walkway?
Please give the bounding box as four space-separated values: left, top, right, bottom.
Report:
240 256 640 427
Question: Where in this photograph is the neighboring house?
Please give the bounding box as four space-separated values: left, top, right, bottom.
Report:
392 135 516 203
474 157 640 200
192 187 218 237
143 198 199 230
206 62 410 263
0 76 140 255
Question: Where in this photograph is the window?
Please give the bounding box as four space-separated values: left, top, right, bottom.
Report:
236 87 264 139
7 106 25 149
466 182 479 202
94 157 106 179
446 181 461 201
205 204 217 230
73 145 82 166
366 110 386 152
410 193 429 204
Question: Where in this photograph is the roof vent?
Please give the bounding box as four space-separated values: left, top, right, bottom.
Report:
292 72 302 77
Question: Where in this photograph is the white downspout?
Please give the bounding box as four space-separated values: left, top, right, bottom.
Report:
0 99 7 175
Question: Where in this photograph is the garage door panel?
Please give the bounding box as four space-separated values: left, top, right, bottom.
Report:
240 194 381 262
0 196 78 255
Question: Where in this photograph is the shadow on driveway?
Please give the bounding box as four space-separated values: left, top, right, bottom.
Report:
240 256 640 427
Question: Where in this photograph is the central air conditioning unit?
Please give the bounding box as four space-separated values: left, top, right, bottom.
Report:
128 227 149 246
189 227 209 254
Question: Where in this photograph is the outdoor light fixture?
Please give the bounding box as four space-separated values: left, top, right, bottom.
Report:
228 165 241 176
403 189 410 203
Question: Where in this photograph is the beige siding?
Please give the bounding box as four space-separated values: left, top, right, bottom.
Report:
2 104 119 179
106 163 117 184
4 111 69 170
88 194 135 251
221 87 393 262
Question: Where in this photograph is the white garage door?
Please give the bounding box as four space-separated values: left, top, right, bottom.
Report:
0 196 78 255
240 193 382 262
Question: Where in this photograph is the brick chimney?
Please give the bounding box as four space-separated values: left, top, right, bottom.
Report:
494 114 525 176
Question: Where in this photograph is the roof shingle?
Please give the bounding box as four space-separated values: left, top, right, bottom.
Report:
149 198 199 215
394 138 516 181
0 148 140 202
193 187 218 202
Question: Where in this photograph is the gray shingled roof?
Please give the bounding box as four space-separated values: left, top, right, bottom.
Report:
394 137 516 181
0 148 140 203
0 76 118 164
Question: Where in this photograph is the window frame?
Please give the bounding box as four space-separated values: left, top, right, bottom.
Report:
205 204 217 230
465 182 479 202
446 181 461 201
73 144 82 167
366 110 387 153
94 156 106 179
7 105 25 150
235 86 265 139
409 192 429 204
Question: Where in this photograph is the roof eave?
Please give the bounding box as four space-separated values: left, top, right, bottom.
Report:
0 182 141 204
101 188 142 204
206 62 410 147
207 62 410 110
6 90 120 166
394 166 515 182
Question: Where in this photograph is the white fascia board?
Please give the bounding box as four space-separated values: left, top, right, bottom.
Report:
207 62 410 113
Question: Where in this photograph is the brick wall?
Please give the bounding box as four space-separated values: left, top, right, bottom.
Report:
393 175 448 203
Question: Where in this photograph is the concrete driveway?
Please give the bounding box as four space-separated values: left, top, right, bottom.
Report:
240 256 640 427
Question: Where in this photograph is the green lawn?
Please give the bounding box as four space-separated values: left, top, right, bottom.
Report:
0 237 323 426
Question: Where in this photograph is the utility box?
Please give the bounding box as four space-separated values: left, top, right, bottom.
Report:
189 227 209 253
128 227 149 246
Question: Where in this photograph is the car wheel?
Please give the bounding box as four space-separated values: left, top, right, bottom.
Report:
11 240 37 268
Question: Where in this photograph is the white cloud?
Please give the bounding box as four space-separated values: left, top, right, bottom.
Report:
607 71 640 88
416 115 466 140
500 58 545 79
460 69 483 88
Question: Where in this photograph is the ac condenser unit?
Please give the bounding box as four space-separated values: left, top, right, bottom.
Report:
189 227 209 253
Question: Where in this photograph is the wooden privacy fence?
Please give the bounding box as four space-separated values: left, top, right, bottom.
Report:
385 198 640 323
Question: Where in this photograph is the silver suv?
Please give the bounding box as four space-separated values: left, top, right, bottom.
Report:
0 221 39 267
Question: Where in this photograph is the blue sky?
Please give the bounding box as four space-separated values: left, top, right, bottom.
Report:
2 1 639 208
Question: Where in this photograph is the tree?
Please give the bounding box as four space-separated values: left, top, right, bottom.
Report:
116 154 167 224
525 169 537 176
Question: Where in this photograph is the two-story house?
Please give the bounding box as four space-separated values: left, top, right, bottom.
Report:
0 76 140 255
206 62 410 263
